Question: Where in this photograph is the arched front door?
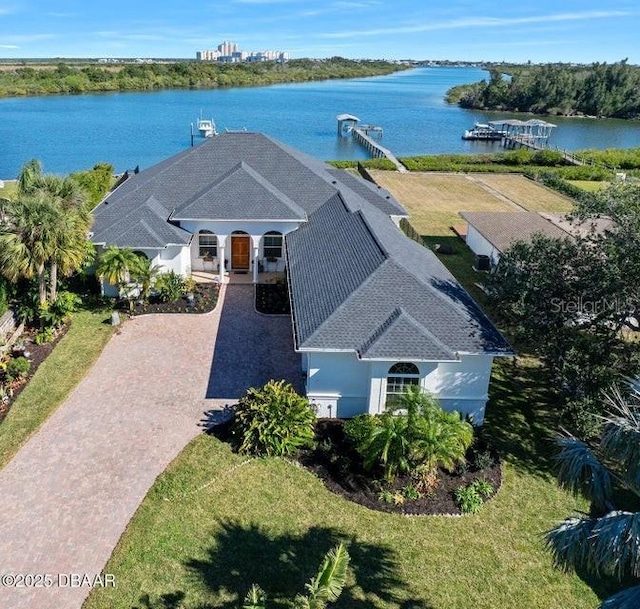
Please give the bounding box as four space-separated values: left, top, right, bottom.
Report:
231 232 250 271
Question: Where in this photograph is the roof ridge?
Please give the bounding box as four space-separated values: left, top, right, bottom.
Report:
358 306 456 360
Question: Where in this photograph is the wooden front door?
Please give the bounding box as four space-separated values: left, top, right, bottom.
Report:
231 235 250 270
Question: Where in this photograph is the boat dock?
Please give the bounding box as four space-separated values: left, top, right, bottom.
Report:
337 114 406 172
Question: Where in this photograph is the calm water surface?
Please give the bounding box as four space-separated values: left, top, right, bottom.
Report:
1 67 640 177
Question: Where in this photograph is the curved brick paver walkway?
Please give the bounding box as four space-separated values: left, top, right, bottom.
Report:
0 284 301 609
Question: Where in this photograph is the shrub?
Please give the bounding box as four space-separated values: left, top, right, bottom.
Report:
34 327 55 344
402 483 422 501
6 356 30 381
155 271 185 303
350 387 474 482
343 414 377 448
474 450 494 470
455 479 494 514
233 379 316 456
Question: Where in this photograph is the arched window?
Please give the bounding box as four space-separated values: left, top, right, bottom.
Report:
386 362 420 407
198 230 217 259
263 231 283 260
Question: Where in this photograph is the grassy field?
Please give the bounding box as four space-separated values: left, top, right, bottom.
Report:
370 172 516 235
0 308 114 469
84 357 605 609
471 174 574 212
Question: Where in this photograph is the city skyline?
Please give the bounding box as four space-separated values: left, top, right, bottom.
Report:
0 1 638 63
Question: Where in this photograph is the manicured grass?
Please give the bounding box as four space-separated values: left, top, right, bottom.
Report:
370 171 516 236
84 356 603 609
472 174 574 212
0 309 114 469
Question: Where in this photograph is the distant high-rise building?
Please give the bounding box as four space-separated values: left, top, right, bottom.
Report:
197 41 289 63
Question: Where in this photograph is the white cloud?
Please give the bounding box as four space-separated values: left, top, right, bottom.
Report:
321 10 634 38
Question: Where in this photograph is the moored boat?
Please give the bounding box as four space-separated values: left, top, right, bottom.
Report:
197 118 217 138
462 123 503 141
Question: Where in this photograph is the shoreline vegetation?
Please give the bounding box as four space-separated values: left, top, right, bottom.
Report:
445 60 640 119
0 57 410 97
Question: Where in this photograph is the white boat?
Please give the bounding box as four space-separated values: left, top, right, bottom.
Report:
462 123 503 141
197 118 217 138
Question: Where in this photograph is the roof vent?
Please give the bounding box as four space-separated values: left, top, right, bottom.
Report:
385 195 390 199
331 180 337 184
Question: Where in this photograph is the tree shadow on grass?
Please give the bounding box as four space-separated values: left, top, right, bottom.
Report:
182 520 433 609
483 357 562 480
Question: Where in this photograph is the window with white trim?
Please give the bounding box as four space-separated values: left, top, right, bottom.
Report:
263 231 283 259
198 231 217 259
386 362 420 407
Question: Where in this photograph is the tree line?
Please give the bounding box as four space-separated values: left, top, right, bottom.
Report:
446 60 640 118
0 58 408 97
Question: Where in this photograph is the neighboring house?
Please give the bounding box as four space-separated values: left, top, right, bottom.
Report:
461 211 580 267
92 133 512 422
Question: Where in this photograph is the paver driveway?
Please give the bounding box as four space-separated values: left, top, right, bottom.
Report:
0 283 302 609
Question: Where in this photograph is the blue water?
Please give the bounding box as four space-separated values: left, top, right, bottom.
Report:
1 67 640 178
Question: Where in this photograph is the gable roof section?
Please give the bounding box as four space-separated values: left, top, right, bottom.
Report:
171 161 307 221
288 191 512 358
460 211 569 253
92 195 191 248
358 307 456 361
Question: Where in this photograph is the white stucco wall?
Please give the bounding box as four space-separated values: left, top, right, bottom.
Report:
304 350 495 424
465 225 501 266
305 352 370 418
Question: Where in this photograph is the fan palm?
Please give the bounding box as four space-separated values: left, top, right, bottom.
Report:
16 160 91 301
0 195 60 305
131 257 162 303
546 384 640 609
96 246 143 295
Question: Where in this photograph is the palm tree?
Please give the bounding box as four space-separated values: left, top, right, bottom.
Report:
243 543 350 609
0 195 60 305
15 159 92 302
545 384 640 609
96 246 143 295
131 256 162 304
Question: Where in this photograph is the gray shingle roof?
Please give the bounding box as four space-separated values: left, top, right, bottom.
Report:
287 192 512 359
460 211 569 253
92 132 511 359
172 161 307 221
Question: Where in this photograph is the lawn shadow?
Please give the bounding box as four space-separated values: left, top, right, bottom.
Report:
184 520 433 609
483 357 561 480
420 233 564 481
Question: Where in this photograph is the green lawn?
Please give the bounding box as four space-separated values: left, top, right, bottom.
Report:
84 353 609 609
0 308 114 469
0 179 17 199
567 180 610 192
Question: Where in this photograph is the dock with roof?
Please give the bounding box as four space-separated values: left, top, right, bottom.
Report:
336 114 406 172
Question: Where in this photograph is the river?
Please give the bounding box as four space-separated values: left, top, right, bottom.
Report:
1 66 640 178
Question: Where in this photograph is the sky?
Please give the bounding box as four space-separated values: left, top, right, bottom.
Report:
0 0 638 63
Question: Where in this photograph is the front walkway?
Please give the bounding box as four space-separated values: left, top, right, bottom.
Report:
0 284 301 609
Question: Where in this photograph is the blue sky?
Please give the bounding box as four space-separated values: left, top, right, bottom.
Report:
0 0 638 63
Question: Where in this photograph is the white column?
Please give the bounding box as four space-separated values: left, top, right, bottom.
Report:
218 235 227 283
251 235 261 284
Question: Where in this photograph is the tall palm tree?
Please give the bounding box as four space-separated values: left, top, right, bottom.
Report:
0 195 60 305
96 246 142 295
15 160 92 302
545 384 640 609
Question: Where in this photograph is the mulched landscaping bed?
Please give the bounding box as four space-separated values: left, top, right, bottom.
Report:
255 283 290 314
210 418 501 516
301 420 501 516
119 283 219 316
0 325 69 423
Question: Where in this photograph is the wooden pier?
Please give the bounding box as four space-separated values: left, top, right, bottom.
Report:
337 114 406 172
